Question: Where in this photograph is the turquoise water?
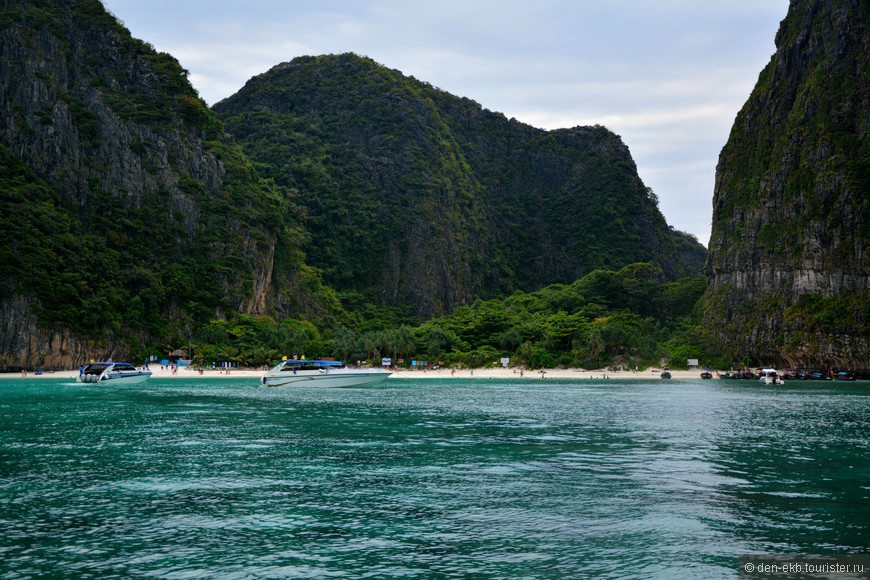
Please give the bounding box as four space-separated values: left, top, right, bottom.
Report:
1 377 868 578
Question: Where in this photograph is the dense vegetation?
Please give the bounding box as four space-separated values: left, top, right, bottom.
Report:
215 54 706 317
710 4 870 256
186 263 726 372
1 0 336 348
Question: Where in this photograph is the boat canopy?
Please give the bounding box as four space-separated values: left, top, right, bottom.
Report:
84 362 137 371
278 360 346 371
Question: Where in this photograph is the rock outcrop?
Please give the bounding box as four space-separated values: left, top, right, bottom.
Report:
706 0 870 369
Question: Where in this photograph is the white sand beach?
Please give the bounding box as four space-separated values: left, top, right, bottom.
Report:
388 367 712 380
2 366 715 381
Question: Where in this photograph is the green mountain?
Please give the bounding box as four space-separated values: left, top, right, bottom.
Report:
706 0 870 369
214 54 705 317
0 1 706 370
0 0 335 370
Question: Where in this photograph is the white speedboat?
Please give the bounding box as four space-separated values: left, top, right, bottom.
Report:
759 369 782 384
261 359 391 388
77 362 152 384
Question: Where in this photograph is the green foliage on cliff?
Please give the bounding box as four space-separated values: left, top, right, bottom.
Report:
0 135 265 338
784 290 870 342
215 54 705 316
706 0 870 367
0 0 335 343
711 1 870 258
189 263 720 372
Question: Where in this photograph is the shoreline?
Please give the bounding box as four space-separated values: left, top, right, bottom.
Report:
2 366 716 381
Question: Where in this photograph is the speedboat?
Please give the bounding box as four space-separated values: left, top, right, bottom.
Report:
759 369 781 385
261 359 392 388
78 362 152 384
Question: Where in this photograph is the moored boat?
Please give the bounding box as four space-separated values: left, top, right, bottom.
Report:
759 369 782 385
700 371 712 379
77 362 152 384
261 359 391 388
660 369 672 379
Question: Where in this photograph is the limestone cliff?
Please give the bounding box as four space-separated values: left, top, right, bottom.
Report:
215 54 704 317
706 0 870 368
0 0 331 370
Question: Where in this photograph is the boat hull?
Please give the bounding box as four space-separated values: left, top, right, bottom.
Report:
758 369 782 385
78 371 152 384
78 363 152 384
262 370 391 388
262 359 392 388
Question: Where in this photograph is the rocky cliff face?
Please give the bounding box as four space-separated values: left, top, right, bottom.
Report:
215 54 704 317
0 0 328 370
706 0 870 368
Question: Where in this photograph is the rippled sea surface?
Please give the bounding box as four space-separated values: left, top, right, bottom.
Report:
1 377 869 578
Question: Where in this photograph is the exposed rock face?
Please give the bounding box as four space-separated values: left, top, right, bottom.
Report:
706 0 870 369
0 293 123 370
2 8 208 231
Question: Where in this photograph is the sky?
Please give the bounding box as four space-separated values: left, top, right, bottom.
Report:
101 0 790 247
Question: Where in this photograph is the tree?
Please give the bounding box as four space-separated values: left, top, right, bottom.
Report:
333 326 358 362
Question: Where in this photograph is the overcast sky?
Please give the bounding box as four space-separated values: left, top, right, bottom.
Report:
101 0 789 246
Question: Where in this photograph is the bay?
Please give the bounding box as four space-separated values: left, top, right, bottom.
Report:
1 377 868 578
